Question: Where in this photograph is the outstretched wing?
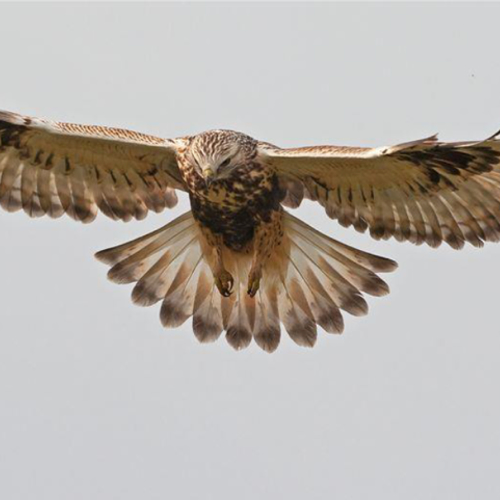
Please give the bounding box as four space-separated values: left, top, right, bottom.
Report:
0 110 186 223
261 132 500 249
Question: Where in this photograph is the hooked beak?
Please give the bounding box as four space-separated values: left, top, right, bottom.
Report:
202 168 215 186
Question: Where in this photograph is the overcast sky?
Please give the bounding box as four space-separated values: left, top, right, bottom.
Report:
1 3 499 500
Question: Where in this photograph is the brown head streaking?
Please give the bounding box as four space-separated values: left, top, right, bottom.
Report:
2 109 500 351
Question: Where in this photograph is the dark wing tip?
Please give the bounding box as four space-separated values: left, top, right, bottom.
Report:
485 127 500 142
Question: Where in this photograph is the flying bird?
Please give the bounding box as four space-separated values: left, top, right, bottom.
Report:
1 110 500 352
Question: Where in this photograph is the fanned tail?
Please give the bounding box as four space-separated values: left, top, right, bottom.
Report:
96 210 397 352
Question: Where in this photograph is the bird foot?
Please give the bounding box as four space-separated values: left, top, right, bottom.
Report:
247 270 261 298
215 270 234 297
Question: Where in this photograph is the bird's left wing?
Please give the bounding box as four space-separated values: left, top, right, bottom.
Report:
260 133 500 249
0 110 186 223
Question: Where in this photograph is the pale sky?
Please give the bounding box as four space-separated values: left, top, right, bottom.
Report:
0 3 499 500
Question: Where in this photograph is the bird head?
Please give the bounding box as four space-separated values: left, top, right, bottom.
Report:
188 130 256 186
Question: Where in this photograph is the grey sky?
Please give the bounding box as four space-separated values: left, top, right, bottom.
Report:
0 3 499 499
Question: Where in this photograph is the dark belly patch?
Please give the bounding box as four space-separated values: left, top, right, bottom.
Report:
179 149 282 251
190 175 281 252
190 196 256 251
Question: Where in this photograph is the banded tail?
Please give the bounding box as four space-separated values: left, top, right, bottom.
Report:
95 211 397 352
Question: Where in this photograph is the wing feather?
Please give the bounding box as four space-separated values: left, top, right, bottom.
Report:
0 110 185 222
262 132 500 248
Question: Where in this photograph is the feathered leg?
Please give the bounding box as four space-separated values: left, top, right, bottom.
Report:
247 209 283 297
198 224 234 297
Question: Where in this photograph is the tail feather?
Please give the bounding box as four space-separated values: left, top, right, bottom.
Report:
289 239 368 317
278 285 318 347
289 216 397 273
96 210 397 352
108 217 195 284
192 271 224 343
160 254 204 328
132 234 199 306
226 288 253 350
289 225 392 292
95 212 193 267
253 286 281 352
286 255 344 335
226 264 254 350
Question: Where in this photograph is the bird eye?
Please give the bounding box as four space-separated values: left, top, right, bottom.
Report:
220 158 231 169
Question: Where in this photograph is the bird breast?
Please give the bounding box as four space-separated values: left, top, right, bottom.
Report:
188 169 281 251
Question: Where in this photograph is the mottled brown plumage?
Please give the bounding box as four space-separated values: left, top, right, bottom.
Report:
2 109 500 351
177 130 281 252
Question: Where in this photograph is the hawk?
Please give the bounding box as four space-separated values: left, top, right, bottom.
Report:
1 110 500 352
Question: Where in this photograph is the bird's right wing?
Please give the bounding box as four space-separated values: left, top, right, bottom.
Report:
0 110 187 223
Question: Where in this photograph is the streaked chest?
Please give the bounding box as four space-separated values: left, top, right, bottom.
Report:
178 157 280 249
